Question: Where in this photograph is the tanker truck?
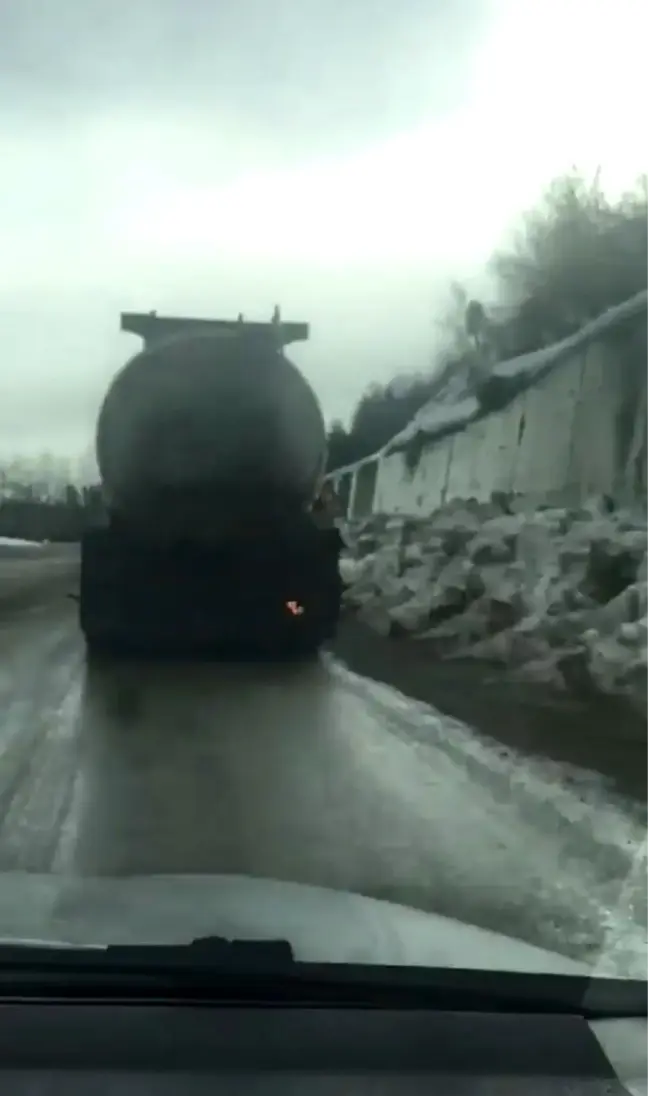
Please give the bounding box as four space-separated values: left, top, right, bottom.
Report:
78 311 343 658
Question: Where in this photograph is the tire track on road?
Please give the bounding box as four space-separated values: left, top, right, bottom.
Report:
0 583 83 871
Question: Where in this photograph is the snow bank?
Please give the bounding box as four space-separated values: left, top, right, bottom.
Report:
341 496 647 713
0 537 44 549
0 536 46 561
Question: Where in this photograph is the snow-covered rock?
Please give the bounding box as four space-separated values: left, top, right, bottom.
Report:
338 556 366 586
340 496 647 710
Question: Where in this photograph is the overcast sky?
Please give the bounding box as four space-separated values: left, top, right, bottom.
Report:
0 0 643 461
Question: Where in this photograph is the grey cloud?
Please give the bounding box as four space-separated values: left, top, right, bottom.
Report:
0 0 500 457
0 252 451 457
1 0 495 156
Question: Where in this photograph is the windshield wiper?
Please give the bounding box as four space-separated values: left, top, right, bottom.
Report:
0 935 295 969
106 935 296 968
0 937 644 1020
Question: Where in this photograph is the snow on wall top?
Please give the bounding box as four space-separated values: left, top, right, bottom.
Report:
327 290 647 481
385 289 647 456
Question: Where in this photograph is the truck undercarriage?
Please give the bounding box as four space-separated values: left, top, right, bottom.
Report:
79 522 343 660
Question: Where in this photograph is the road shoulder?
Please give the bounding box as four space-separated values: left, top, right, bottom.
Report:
333 615 647 803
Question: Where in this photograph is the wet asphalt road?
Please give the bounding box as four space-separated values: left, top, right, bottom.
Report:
0 543 645 976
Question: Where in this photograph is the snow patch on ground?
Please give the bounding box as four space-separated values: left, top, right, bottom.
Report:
329 659 646 976
0 537 44 548
341 496 647 712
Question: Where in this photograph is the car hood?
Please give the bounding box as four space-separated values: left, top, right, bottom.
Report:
0 870 593 974
1 873 643 1095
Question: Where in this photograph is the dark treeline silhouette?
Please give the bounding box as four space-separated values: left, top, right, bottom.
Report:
0 486 103 542
326 170 647 472
0 498 83 542
326 374 435 470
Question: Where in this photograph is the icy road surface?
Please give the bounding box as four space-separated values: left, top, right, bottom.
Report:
0 544 645 977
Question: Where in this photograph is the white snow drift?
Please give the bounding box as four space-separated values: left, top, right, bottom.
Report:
341 497 647 712
0 537 44 549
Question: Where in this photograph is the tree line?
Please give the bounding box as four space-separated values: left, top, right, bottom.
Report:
326 170 647 471
0 452 105 541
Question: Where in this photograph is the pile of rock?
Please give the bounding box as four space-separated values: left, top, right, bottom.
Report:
340 496 647 713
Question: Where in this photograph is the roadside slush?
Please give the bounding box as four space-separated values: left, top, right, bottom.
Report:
0 544 79 621
332 614 647 804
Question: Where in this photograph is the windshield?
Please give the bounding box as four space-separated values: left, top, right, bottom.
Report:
0 0 645 989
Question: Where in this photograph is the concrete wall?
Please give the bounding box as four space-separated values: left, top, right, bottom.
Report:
377 336 640 514
327 293 647 519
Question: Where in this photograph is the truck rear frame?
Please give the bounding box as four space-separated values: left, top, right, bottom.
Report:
79 519 343 659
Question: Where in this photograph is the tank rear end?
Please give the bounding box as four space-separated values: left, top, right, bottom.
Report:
80 319 342 658
96 328 326 541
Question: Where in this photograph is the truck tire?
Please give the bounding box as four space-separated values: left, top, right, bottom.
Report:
78 526 127 655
